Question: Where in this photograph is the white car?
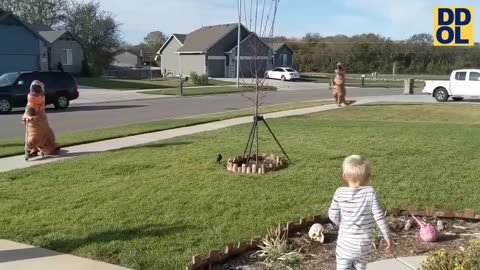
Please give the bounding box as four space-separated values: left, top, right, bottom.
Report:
422 69 480 102
265 67 300 81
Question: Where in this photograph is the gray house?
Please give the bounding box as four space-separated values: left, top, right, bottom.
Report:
159 23 293 78
0 9 49 75
111 49 143 68
272 43 295 68
156 33 186 76
30 25 84 74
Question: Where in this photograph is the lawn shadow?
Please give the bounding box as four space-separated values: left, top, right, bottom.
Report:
127 141 192 151
28 149 100 161
45 223 191 253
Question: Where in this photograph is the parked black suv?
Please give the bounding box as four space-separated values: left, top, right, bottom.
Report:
0 71 79 114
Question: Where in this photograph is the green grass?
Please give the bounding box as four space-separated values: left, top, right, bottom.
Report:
301 75 424 88
1 104 480 269
140 86 277 96
0 100 331 158
303 72 450 81
77 77 233 90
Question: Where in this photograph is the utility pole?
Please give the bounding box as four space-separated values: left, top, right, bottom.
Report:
236 0 241 88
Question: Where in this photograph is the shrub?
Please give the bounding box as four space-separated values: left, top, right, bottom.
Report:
200 74 209 85
189 72 199 85
422 240 480 270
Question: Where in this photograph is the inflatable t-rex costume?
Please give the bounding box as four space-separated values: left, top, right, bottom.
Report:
21 80 60 157
331 63 353 107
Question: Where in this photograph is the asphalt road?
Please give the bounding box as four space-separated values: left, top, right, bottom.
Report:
0 87 404 139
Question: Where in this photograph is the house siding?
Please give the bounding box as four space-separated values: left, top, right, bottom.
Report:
228 34 273 78
207 26 250 56
180 54 206 76
207 59 225 77
0 24 43 74
112 52 141 68
161 38 183 76
50 39 83 74
273 46 294 67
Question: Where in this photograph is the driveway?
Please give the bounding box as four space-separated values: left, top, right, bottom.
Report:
213 78 329 91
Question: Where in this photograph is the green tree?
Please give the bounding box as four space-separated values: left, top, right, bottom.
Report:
143 31 167 50
63 0 121 75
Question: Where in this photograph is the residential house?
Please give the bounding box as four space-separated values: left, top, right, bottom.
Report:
31 25 84 74
159 23 291 78
271 42 295 68
111 49 143 68
0 9 49 74
156 33 186 76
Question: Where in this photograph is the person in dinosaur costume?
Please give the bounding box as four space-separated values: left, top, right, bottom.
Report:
331 63 354 107
21 80 60 157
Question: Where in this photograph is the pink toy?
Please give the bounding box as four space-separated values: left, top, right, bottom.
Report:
412 215 439 242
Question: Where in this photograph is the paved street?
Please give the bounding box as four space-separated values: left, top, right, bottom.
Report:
0 87 407 139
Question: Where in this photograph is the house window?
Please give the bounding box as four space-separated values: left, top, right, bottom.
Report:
281 54 288 66
61 49 73 66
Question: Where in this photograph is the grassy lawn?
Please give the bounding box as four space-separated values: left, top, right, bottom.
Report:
1 104 480 269
77 77 233 90
140 86 277 96
301 75 424 88
302 72 450 81
0 100 331 158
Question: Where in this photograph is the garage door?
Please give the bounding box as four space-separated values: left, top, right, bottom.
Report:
0 54 39 75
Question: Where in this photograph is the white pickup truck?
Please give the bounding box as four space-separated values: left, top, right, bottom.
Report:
422 69 480 102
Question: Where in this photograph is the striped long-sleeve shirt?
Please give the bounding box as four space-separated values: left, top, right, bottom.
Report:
328 186 390 240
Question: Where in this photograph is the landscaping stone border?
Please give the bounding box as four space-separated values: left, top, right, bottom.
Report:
185 206 480 270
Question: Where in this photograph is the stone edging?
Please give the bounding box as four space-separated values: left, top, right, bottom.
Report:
185 206 480 270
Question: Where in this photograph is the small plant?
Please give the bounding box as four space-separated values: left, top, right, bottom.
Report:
422 250 462 270
422 240 480 270
189 72 199 85
252 225 305 266
198 74 209 85
463 240 480 269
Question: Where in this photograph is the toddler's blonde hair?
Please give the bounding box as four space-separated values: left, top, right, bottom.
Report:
342 155 371 181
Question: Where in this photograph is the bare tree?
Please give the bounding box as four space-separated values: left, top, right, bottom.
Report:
0 0 69 28
235 0 290 165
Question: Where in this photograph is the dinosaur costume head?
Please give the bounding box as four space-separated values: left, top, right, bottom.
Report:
27 80 46 114
335 63 345 76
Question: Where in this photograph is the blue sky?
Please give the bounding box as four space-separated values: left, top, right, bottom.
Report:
95 0 480 44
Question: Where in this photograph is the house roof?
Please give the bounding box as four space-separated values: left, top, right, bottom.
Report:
27 23 53 31
173 33 186 44
157 33 187 56
38 30 67 43
0 9 50 45
177 23 243 53
226 32 273 54
112 49 140 57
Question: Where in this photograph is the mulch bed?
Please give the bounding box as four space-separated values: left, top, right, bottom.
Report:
213 216 480 270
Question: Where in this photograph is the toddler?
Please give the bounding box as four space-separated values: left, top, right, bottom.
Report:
328 155 391 270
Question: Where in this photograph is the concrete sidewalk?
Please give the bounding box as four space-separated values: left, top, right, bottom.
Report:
367 256 425 269
0 240 130 270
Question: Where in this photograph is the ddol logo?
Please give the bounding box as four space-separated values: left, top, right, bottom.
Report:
434 6 474 46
